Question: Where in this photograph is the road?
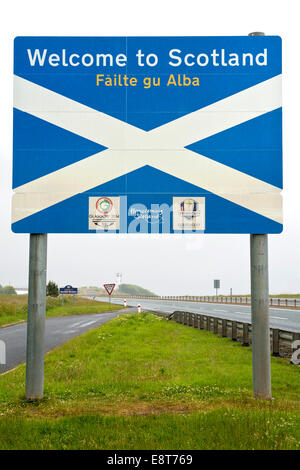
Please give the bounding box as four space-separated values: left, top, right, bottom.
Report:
0 308 131 374
96 297 300 332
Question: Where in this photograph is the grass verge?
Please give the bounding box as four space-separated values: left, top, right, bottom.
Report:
0 312 299 449
0 295 120 326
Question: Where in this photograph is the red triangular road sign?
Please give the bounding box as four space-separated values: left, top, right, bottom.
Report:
103 283 116 295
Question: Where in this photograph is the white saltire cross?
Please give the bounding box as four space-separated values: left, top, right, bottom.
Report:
12 74 282 225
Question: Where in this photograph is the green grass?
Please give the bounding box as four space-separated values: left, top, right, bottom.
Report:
0 312 299 449
0 411 298 450
0 295 121 326
271 294 300 298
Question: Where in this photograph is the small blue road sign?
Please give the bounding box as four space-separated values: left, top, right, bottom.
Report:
59 285 78 295
12 36 282 234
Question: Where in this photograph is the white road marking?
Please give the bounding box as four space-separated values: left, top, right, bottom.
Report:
78 320 98 328
271 308 300 312
270 316 288 321
214 309 227 312
234 312 287 321
71 321 85 327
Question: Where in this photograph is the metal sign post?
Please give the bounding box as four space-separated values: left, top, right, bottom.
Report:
25 233 47 400
59 286 78 306
103 284 116 310
214 280 220 296
250 234 271 398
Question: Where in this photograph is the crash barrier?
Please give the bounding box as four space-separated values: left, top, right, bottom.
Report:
112 295 300 308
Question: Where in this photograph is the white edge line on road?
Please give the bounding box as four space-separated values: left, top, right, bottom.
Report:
78 320 98 328
271 308 300 312
270 316 288 321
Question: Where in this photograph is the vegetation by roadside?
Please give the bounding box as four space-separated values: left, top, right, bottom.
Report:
0 295 121 327
0 284 16 295
0 312 299 449
46 281 59 297
270 294 300 298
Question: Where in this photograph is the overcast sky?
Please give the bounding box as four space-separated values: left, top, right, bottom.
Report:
0 0 299 296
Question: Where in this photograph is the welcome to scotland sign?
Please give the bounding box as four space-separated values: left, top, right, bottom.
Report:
12 36 282 234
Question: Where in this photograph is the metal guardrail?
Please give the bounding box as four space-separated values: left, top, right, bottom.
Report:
165 311 300 360
112 295 300 308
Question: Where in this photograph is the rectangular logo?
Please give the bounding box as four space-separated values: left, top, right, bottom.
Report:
89 197 120 231
173 197 205 231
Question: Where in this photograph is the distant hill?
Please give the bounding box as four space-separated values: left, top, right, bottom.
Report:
78 284 156 297
78 286 107 296
117 284 156 297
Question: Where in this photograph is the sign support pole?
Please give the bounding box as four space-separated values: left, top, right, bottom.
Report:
250 234 271 399
25 233 47 400
248 31 271 400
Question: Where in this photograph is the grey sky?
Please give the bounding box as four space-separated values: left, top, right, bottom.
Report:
0 0 299 295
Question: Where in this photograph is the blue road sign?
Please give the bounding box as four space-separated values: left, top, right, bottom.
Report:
12 36 282 234
59 285 78 295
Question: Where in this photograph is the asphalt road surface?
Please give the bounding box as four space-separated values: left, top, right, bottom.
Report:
96 297 300 333
0 308 132 374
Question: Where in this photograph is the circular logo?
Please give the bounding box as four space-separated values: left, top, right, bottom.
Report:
96 197 113 214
